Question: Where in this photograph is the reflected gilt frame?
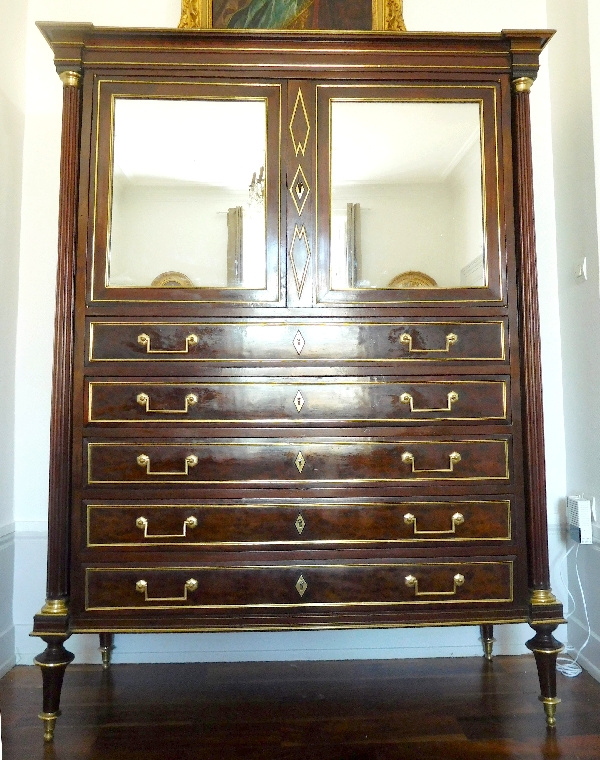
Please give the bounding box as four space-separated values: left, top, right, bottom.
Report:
179 0 406 31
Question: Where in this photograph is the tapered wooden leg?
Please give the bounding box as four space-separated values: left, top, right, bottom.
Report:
526 624 564 728
99 633 115 669
34 636 75 741
480 624 495 661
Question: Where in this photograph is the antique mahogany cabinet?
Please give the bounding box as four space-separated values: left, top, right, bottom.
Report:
33 20 565 741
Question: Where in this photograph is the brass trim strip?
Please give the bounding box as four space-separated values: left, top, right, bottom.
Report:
68 618 530 635
85 561 514 610
87 439 511 484
88 380 508 424
319 85 502 305
91 80 282 304
88 321 507 362
86 500 512 547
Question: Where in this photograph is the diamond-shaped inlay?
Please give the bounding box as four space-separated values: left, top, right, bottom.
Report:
289 89 310 157
295 451 306 473
295 574 308 597
295 513 306 535
290 165 310 216
292 330 306 355
294 390 305 413
289 225 312 297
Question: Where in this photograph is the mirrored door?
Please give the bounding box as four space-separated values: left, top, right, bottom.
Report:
317 84 506 305
89 81 283 304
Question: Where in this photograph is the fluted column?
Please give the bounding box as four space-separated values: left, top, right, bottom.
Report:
41 69 82 618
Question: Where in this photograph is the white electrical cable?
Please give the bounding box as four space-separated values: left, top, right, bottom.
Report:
556 543 591 677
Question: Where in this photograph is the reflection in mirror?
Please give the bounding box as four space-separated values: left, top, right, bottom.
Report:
108 99 267 289
330 101 485 290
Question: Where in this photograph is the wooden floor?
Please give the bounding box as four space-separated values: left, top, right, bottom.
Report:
1 656 600 759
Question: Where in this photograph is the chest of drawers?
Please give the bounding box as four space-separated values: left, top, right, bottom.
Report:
33 21 564 741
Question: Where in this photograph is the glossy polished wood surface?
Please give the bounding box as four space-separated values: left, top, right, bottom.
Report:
2 657 600 759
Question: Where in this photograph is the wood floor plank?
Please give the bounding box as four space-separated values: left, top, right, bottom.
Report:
1 656 600 760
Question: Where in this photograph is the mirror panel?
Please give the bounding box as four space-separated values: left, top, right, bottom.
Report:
330 101 485 291
108 98 267 289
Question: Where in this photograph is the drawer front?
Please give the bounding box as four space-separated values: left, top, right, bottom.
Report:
86 500 512 547
86 439 510 485
88 379 508 425
88 321 506 363
85 561 514 610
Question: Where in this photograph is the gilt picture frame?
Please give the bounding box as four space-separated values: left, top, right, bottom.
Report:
179 0 406 31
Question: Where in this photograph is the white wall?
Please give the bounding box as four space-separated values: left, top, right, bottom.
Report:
0 0 28 677
11 0 569 667
545 0 600 681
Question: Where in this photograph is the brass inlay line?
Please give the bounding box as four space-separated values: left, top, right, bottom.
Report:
88 440 510 484
84 561 514 610
136 515 198 539
401 450 462 474
295 514 306 535
320 86 502 306
290 164 310 215
293 390 305 413
400 391 459 414
136 453 198 476
86 500 512 548
295 452 306 473
137 333 198 354
70 620 531 635
404 512 465 536
92 82 281 305
289 225 312 297
89 321 506 362
405 573 465 597
400 332 458 353
295 575 308 597
135 578 198 602
88 379 508 424
289 88 310 156
136 392 198 414
292 330 306 355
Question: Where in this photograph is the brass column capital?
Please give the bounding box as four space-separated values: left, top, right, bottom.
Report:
513 76 535 94
59 70 81 88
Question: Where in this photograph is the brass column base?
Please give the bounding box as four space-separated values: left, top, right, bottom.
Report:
39 711 60 742
540 696 561 728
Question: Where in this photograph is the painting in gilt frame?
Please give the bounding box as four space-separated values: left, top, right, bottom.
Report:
179 0 406 31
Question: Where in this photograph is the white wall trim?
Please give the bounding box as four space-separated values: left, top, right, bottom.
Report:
0 523 15 541
568 615 600 683
0 626 15 679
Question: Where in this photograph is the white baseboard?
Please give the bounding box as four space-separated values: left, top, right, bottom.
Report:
0 624 15 679
16 622 533 665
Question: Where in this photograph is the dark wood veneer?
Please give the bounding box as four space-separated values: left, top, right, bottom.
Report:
33 22 563 740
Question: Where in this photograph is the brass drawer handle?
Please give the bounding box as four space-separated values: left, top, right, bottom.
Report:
136 516 198 538
405 573 465 597
404 512 465 535
135 578 198 602
401 451 461 473
399 332 458 353
136 392 198 414
136 454 199 476
400 391 459 413
137 333 199 354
